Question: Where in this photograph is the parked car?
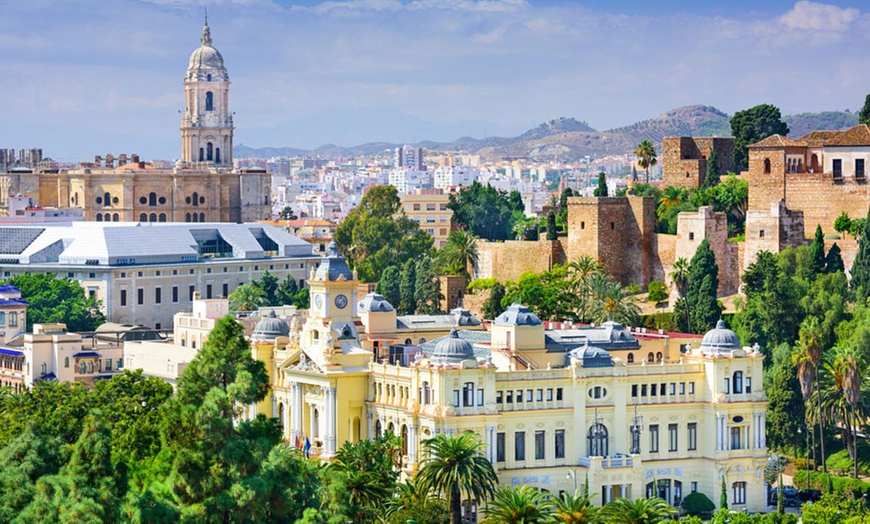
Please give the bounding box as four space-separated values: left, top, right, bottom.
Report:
798 489 822 503
770 486 799 506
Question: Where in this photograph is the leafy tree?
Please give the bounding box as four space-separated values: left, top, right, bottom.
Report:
335 185 433 282
825 243 844 273
0 429 64 522
731 104 789 170
675 239 721 333
657 186 688 220
448 181 524 241
600 497 675 524
438 230 479 285
376 265 401 307
483 485 552 523
670 258 690 329
276 275 299 306
228 283 265 312
399 259 417 315
834 211 852 237
860 94 870 126
720 476 727 509
647 281 668 303
279 206 297 220
415 433 498 524
800 316 828 476
256 270 279 306
634 140 658 184
703 148 720 188
546 211 558 241
557 188 578 232
766 361 806 455
483 283 506 321
593 172 608 197
680 492 715 518
415 258 442 314
3 273 105 332
850 206 870 302
292 288 310 310
850 218 867 239
803 225 826 281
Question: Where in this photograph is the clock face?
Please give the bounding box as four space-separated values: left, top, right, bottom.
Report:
334 294 348 309
314 294 323 309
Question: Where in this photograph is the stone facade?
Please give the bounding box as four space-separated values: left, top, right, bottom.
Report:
743 201 805 269
474 239 565 283
662 137 736 188
565 196 661 287
675 207 739 296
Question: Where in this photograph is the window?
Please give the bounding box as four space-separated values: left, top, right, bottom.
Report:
556 388 563 401
680 382 686 394
627 353 634 363
506 391 513 403
496 433 505 462
477 388 484 406
206 284 212 299
641 385 648 396
137 288 144 305
8 313 16 327
689 382 695 394
496 391 503 404
526 389 532 402
452 390 460 407
555 429 565 459
516 390 523 403
632 384 638 397
515 432 526 461
688 232 694 241
121 289 127 307
222 283 229 298
669 383 675 395
205 91 214 111
587 423 608 457
189 285 196 301
763 158 771 173
546 388 553 401
732 482 746 505
535 431 545 460
857 159 865 178
87 361 94 374
733 371 743 394
746 377 752 393
155 287 162 304
118 358 123 369
79 362 86 374
724 377 730 394
730 427 742 450
833 158 843 177
64 357 69 368
172 286 179 303
668 424 678 452
106 358 112 371
650 425 659 453
463 382 474 407
688 423 697 451
537 389 543 402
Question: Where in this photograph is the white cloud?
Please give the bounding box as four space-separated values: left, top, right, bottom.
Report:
779 0 858 31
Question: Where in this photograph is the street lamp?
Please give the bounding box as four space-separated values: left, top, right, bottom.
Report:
567 469 577 493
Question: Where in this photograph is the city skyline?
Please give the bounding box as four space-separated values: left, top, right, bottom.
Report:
0 0 868 161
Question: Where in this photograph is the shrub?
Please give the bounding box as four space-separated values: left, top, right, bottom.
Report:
647 280 668 303
681 491 716 517
467 278 497 292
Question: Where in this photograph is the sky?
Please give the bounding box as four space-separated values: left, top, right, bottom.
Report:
0 0 868 161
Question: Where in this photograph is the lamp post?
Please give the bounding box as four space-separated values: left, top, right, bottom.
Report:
567 469 577 494
630 404 643 455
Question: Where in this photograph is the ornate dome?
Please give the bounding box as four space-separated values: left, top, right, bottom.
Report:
568 343 614 368
186 20 228 80
699 319 742 355
315 241 354 281
358 293 394 313
252 310 290 342
495 303 542 326
431 328 475 364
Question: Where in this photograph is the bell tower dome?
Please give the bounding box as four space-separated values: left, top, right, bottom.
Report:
181 13 233 166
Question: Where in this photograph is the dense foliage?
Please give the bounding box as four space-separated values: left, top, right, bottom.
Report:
3 273 106 332
731 103 790 170
448 181 525 241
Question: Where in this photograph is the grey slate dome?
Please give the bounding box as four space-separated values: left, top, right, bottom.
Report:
315 241 354 281
431 328 475 364
495 303 542 326
358 293 394 312
187 21 228 79
568 343 614 368
451 307 481 326
699 319 742 355
252 310 290 342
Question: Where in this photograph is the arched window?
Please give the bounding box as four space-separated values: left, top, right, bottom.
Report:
200 212 205 222
199 148 204 162
627 353 634 363
192 212 199 223
763 158 771 174
87 361 94 374
405 338 412 345
587 422 609 457
215 147 221 164
647 352 654 362
8 313 16 327
159 213 166 222
206 142 213 161
64 357 69 368
207 73 212 81
113 213 119 222
401 424 409 457
41 363 46 375
733 371 743 394
192 192 199 207
375 420 382 438
79 362 86 374
139 213 147 222
278 403 285 430
206 91 214 111
313 409 320 438
656 352 663 362
149 213 157 222
104 192 111 206
419 338 426 344
185 213 191 222
96 213 103 222
149 192 157 206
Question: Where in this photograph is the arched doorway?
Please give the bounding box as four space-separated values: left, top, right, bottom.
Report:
587 422 609 457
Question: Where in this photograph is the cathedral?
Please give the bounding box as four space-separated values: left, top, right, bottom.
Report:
0 17 270 223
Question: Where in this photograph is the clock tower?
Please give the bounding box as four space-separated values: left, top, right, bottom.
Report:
303 242 360 356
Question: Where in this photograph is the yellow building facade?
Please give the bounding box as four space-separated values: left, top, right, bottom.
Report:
253 245 770 516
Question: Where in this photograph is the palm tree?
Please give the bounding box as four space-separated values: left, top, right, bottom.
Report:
800 317 827 474
842 345 865 479
669 258 690 330
550 491 597 524
634 140 658 184
415 432 498 524
567 255 604 320
440 229 480 285
228 283 265 312
483 485 552 523
586 273 641 325
657 186 687 219
820 343 867 479
600 497 676 524
792 345 817 470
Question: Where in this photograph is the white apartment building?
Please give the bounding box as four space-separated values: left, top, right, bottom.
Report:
434 166 478 190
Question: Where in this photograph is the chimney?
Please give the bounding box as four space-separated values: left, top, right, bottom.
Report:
131 154 140 164
94 155 102 165
138 161 146 169
118 154 127 166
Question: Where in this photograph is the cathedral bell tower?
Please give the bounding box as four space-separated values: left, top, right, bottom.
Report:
181 15 233 166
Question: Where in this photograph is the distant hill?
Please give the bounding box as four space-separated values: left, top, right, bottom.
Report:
234 106 860 162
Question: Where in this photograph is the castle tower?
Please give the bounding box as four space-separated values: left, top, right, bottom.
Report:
181 14 233 166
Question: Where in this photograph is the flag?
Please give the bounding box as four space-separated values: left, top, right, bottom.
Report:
304 437 311 459
294 435 301 450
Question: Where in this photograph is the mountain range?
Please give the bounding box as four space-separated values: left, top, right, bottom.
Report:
234 105 859 162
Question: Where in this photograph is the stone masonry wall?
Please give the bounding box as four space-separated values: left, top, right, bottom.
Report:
674 206 738 296
473 239 565 283
662 137 736 189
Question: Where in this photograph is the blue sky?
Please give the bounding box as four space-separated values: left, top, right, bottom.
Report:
0 0 868 161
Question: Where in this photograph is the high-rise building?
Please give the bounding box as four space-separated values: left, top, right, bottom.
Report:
394 145 424 171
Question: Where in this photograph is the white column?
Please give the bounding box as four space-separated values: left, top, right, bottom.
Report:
290 382 301 441
760 413 766 449
621 484 627 498
716 415 722 451
309 402 316 439
367 413 374 439
408 424 418 465
324 386 337 457
272 396 277 419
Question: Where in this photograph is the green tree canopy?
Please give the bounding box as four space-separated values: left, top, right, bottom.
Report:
448 181 524 241
702 148 720 188
376 265 401 307
859 94 870 126
674 239 721 333
850 205 870 301
731 104 789 170
335 185 434 282
3 273 105 332
593 173 608 197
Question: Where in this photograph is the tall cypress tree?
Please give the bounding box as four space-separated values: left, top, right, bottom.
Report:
593 173 608 197
399 259 417 315
703 149 720 188
851 206 870 302
686 238 721 333
804 224 826 280
546 211 557 241
825 243 845 273
415 258 442 314
376 265 401 307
